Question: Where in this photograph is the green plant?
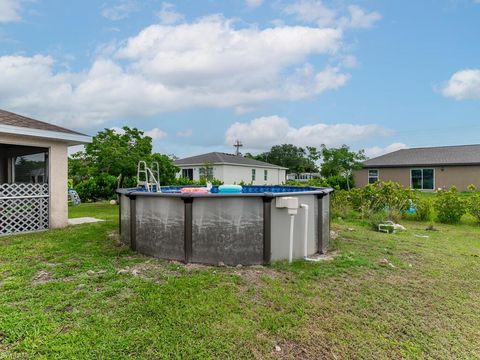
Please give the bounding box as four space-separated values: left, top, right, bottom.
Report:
75 174 118 201
412 195 433 221
174 177 224 186
366 210 388 231
466 191 480 224
350 181 412 219
331 189 353 218
434 187 466 224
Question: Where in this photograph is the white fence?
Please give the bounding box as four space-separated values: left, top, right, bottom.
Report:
0 183 49 235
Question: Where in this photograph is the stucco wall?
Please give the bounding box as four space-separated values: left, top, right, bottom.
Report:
0 133 68 228
176 164 286 185
354 166 480 191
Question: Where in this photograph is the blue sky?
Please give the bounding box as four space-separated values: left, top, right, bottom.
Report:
0 0 479 158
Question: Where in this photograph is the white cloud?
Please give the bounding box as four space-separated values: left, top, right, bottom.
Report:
440 69 480 100
0 15 351 127
283 0 337 27
225 115 393 150
101 0 139 21
0 0 23 23
111 126 167 140
176 129 193 137
156 2 184 25
364 142 408 158
339 5 381 29
283 0 380 29
245 0 263 8
145 127 167 140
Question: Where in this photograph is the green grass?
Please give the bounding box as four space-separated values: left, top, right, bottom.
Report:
0 203 479 358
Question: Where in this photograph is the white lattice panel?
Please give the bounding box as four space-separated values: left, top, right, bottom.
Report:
0 183 48 198
0 183 49 235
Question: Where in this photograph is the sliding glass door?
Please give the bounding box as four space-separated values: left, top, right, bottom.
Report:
411 168 434 190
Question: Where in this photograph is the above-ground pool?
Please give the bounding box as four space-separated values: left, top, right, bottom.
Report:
117 185 333 266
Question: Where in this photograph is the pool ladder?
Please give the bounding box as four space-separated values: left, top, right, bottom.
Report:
137 161 161 192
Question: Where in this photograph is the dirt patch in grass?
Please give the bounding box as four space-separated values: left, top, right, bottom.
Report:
237 267 286 286
32 270 52 285
116 260 183 282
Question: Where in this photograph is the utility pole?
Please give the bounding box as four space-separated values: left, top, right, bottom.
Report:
233 139 243 156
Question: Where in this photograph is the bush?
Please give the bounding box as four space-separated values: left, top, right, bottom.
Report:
331 189 353 218
434 187 466 224
412 195 433 221
349 181 412 219
324 175 351 190
466 191 480 224
75 174 118 202
366 210 389 231
173 177 224 186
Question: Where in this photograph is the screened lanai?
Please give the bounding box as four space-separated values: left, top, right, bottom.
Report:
0 109 91 235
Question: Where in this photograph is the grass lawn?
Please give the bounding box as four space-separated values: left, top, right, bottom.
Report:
1 203 479 359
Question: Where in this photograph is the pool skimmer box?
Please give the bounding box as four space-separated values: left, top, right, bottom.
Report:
275 196 299 215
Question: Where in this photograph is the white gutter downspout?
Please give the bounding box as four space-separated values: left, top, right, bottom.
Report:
288 213 295 263
300 204 309 260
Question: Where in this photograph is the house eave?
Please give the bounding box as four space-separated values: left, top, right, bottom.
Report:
362 163 480 168
0 124 92 146
174 162 288 170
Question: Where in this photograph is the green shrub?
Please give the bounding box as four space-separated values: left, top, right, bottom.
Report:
412 195 433 221
350 181 412 219
434 187 466 224
366 210 388 231
75 174 118 202
173 177 224 186
331 189 353 218
466 192 480 224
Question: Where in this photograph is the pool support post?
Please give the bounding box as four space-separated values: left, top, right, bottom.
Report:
183 196 194 263
129 194 137 251
263 195 273 264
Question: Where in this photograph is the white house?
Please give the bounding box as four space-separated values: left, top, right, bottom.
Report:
0 109 91 235
174 152 287 185
286 172 321 182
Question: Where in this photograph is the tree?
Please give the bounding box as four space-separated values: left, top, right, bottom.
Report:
150 153 179 185
69 127 179 200
84 127 153 187
247 144 318 173
199 161 214 181
306 146 320 169
320 145 366 190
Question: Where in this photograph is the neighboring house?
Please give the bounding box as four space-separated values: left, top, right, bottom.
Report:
0 109 91 235
353 144 480 191
174 152 287 185
286 173 321 182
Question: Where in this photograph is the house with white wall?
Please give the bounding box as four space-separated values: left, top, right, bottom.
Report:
0 109 91 235
174 152 287 185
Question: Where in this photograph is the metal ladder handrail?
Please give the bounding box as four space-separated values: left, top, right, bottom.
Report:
137 161 161 192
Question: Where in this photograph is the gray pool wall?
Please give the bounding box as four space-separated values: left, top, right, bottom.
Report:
118 187 332 266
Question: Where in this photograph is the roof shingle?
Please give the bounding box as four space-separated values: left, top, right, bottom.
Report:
363 144 480 167
174 152 288 169
0 109 86 136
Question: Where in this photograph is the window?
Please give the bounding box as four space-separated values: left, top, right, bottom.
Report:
251 169 256 181
181 168 193 180
13 152 48 184
411 169 434 190
264 170 268 181
368 169 379 184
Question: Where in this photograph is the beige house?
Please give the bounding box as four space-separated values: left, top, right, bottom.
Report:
0 109 91 235
354 144 480 191
174 152 287 185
